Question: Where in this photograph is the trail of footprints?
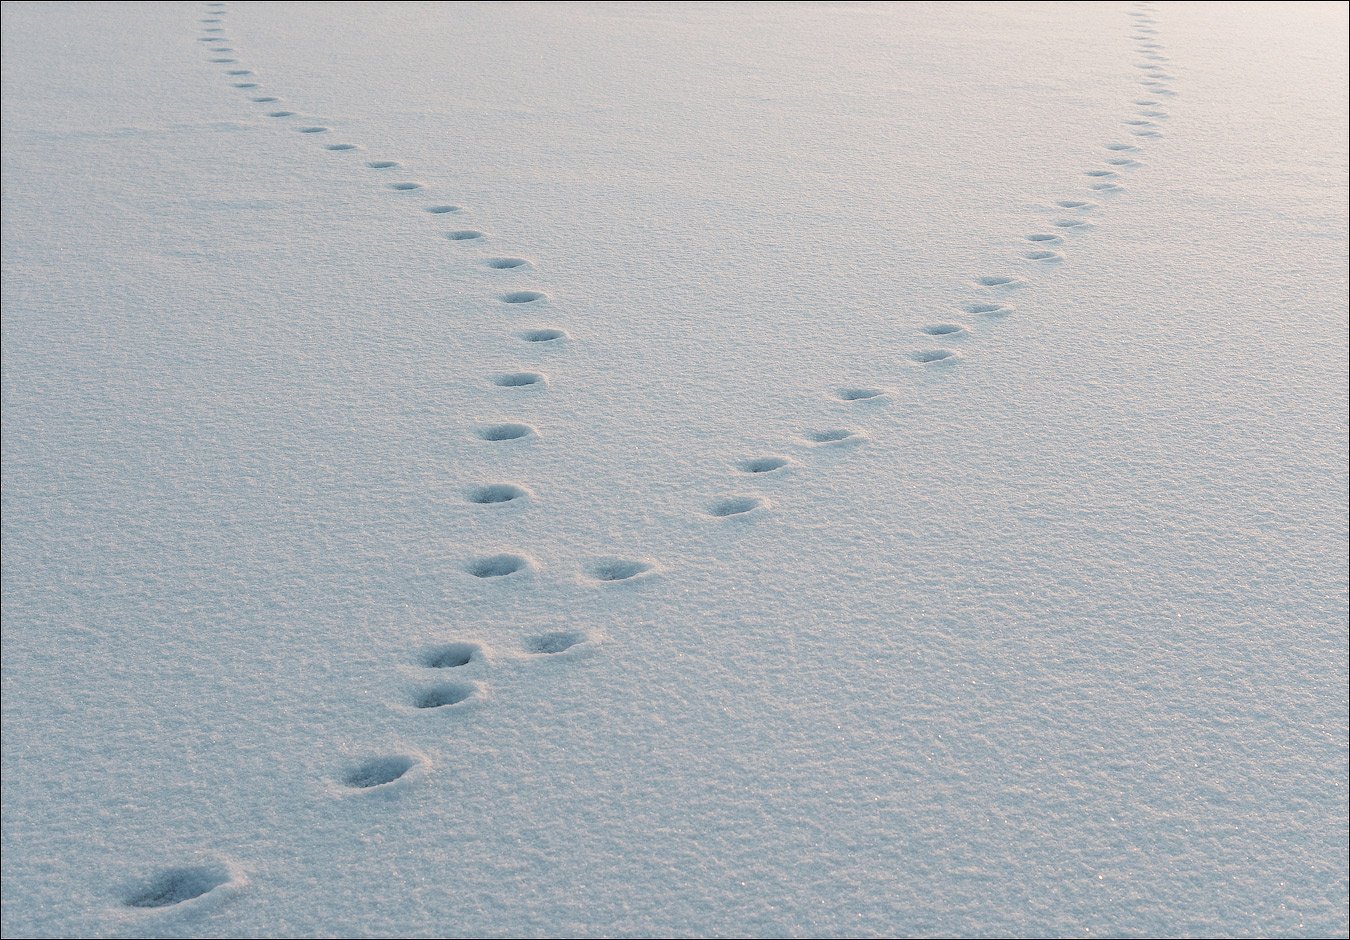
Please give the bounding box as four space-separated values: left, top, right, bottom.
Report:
125 0 1173 908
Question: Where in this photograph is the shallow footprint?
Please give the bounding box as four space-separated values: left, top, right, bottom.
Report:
518 327 569 343
412 682 479 710
445 230 484 241
1023 249 1063 262
524 631 592 655
708 495 767 517
325 143 358 151
805 428 865 446
963 301 1014 317
1055 199 1095 210
267 111 296 118
421 642 482 668
919 323 967 336
485 257 530 269
908 349 960 364
475 422 536 441
296 126 328 134
585 558 655 583
465 553 533 579
388 181 422 191
341 755 421 791
500 290 547 304
974 275 1023 288
367 160 399 169
491 371 547 388
1026 233 1062 244
835 387 887 401
738 455 792 474
1052 218 1092 229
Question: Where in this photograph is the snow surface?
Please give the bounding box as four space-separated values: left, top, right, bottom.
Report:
2 1 1347 937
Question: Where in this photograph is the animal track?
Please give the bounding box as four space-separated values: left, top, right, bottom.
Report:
1023 249 1063 261
1026 233 1062 244
421 642 482 668
586 559 655 583
738 456 791 474
424 205 460 213
267 111 295 118
519 327 569 343
708 496 766 517
445 230 484 241
325 143 358 151
412 682 478 709
835 387 886 400
225 69 251 75
1105 143 1139 152
296 126 328 134
251 96 278 103
500 290 547 304
124 865 232 909
485 257 529 269
467 483 530 505
342 755 419 790
1052 218 1091 229
388 182 422 191
1085 170 1118 178
524 631 590 655
805 428 864 445
908 349 959 365
491 371 547 388
475 422 536 441
1055 199 1094 209
919 323 967 336
1090 181 1125 192
366 160 398 169
465 553 532 578
963 301 1014 317
975 275 1023 288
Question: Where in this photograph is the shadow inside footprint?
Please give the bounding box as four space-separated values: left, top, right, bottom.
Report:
492 372 546 388
467 483 529 504
413 682 476 709
476 423 535 441
587 559 654 583
909 349 958 364
738 456 791 474
125 866 230 909
465 553 531 578
519 328 568 343
836 387 885 401
422 642 481 668
709 496 765 517
342 756 416 790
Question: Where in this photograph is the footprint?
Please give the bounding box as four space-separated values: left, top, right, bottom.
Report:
124 865 233 909
975 275 1023 288
475 422 535 441
388 182 422 191
962 301 1014 317
341 755 421 791
919 323 967 336
412 682 479 710
445 230 484 241
805 428 864 446
908 349 959 364
325 143 358 152
225 69 251 75
1084 170 1118 178
421 642 482 668
465 553 532 579
296 126 328 134
708 496 767 517
231 83 259 89
524 631 592 655
519 327 569 343
585 559 655 583
1106 157 1143 167
485 257 530 269
491 371 547 388
1124 119 1156 127
366 160 399 169
466 483 530 505
1026 233 1062 244
424 204 460 214
835 387 886 401
500 290 547 304
1090 182 1125 192
1055 199 1094 209
1052 218 1091 229
208 58 237 64
1105 143 1139 152
1023 250 1063 262
266 111 295 118
250 96 279 103
738 455 791 474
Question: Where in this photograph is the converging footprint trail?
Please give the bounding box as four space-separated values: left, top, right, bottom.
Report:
156 0 1179 914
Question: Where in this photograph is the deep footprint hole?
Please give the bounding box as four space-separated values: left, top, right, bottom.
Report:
422 642 479 668
467 483 528 504
739 456 790 474
413 683 476 709
909 349 957 363
492 372 545 388
588 560 652 582
445 230 484 241
501 290 546 304
485 257 528 269
709 496 764 517
476 423 533 441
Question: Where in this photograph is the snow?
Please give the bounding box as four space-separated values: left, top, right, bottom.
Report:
2 1 1347 937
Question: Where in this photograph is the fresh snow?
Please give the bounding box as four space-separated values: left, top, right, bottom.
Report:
2 2 1347 937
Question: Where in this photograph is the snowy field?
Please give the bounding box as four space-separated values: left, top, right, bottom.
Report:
2 2 1347 937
